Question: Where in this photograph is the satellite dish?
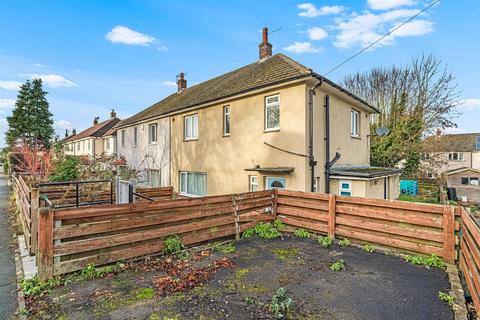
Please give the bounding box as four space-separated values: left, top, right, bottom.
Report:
376 127 391 136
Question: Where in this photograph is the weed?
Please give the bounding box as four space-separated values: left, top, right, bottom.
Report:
271 247 300 261
438 291 454 307
403 254 445 269
242 222 282 239
363 244 375 253
215 242 236 254
338 238 351 247
134 287 155 300
20 275 61 297
163 235 184 255
318 236 333 248
270 287 293 319
64 263 118 284
294 228 311 238
273 219 286 230
329 259 345 271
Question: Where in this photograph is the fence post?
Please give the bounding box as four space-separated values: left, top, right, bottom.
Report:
272 189 278 217
232 194 240 241
442 205 455 264
38 208 54 281
30 187 39 255
328 194 336 238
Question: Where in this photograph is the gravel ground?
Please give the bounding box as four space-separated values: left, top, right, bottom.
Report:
29 234 453 320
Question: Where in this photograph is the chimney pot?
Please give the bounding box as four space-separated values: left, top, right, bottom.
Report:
110 109 117 118
259 27 272 60
72 128 77 135
65 129 69 138
93 116 100 125
177 72 187 92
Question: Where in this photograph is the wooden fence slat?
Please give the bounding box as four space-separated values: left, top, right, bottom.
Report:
38 209 54 281
442 206 455 264
328 194 336 238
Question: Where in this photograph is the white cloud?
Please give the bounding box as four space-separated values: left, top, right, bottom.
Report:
368 0 417 10
55 119 74 130
23 74 78 87
106 25 155 46
162 81 177 87
283 42 320 53
458 98 480 108
307 27 328 40
0 80 21 91
0 98 15 109
157 46 168 51
298 3 345 17
33 63 46 68
334 9 433 49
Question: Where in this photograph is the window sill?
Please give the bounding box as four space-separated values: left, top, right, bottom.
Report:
264 128 280 133
184 138 198 142
222 134 230 138
178 192 202 198
350 135 361 140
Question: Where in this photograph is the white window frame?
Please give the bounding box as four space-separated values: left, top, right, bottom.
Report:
106 138 111 150
449 152 463 161
87 140 91 150
133 127 138 146
249 175 258 192
121 130 126 147
264 94 280 131
351 109 360 137
223 106 230 136
184 114 198 140
148 123 158 144
265 176 286 190
146 169 161 188
339 180 352 196
179 171 207 196
77 142 80 151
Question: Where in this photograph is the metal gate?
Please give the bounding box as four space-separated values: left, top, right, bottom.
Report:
115 177 136 204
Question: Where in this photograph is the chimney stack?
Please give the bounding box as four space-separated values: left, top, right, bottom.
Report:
436 129 442 137
65 129 69 138
72 128 77 135
93 116 100 125
110 109 117 118
259 27 272 60
177 72 187 92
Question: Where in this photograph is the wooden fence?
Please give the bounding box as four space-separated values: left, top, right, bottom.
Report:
459 207 480 309
37 190 275 279
276 189 458 263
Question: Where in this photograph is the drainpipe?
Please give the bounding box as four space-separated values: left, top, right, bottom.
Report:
324 94 341 193
308 80 323 192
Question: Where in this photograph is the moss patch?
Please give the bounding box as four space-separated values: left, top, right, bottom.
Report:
134 288 155 300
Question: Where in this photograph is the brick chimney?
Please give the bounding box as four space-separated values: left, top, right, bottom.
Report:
93 116 100 125
110 109 117 118
72 128 76 135
259 27 272 60
436 129 442 137
177 72 187 92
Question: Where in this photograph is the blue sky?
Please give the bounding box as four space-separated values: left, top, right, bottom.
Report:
0 0 479 147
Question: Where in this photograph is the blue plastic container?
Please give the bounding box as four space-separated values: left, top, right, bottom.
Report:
400 180 418 196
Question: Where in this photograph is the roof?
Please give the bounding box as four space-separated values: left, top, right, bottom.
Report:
423 132 480 152
330 165 402 179
446 167 480 176
64 117 121 143
117 54 377 128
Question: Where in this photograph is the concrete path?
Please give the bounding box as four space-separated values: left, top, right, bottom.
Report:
0 175 18 319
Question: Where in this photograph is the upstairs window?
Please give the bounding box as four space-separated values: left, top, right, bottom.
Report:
351 110 360 137
184 114 198 140
265 95 280 131
448 152 464 161
148 123 158 144
134 127 138 146
223 106 230 136
121 130 126 147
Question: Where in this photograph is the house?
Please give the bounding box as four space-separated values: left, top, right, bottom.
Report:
445 167 480 203
64 110 120 157
116 28 400 198
422 131 480 177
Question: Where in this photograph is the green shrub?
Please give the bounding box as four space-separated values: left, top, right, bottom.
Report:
294 228 311 238
270 288 293 319
163 235 185 255
49 155 80 181
438 291 454 307
329 259 345 271
363 244 375 253
403 254 445 269
242 222 282 239
273 219 286 230
318 236 333 248
338 238 351 247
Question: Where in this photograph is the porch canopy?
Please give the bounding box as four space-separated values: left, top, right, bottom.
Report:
330 165 401 179
245 166 295 174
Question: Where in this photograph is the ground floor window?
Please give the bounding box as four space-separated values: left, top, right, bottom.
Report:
249 175 258 192
265 177 286 190
180 171 207 196
339 180 352 196
461 177 479 186
146 169 161 187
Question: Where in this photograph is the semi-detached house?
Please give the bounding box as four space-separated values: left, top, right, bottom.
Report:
115 28 401 199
